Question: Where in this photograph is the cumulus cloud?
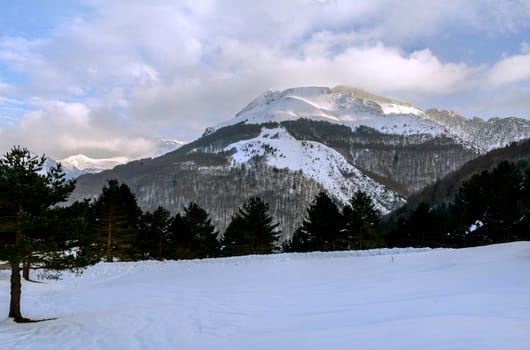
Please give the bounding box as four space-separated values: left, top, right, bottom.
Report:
1 0 530 157
483 40 530 87
486 49 530 87
0 100 161 159
125 38 473 141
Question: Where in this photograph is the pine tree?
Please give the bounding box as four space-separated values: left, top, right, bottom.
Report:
0 146 90 322
139 206 172 260
451 161 524 244
285 226 313 252
342 190 382 250
25 200 100 272
487 161 523 242
166 213 195 259
222 197 279 256
160 203 218 260
93 180 142 262
405 202 435 247
290 191 342 252
181 202 218 258
514 168 530 239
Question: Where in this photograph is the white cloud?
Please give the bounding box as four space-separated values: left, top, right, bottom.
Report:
4 1 523 98
486 54 530 87
0 101 161 160
127 36 472 135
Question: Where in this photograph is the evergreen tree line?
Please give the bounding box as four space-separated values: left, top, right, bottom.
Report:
2 170 385 268
387 161 530 247
62 184 384 261
286 190 382 252
91 180 283 261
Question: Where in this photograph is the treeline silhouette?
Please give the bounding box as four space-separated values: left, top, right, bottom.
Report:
47 180 384 261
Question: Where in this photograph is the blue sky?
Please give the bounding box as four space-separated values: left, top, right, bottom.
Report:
0 1 88 36
1 0 530 160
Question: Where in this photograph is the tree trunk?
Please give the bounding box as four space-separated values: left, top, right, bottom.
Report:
9 207 28 322
22 259 30 281
9 261 24 321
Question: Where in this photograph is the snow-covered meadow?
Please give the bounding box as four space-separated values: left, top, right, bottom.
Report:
1 243 530 350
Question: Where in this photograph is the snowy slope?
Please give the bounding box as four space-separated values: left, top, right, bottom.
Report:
225 126 404 212
1 242 529 350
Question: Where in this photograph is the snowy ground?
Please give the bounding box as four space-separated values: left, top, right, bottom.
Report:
1 243 530 350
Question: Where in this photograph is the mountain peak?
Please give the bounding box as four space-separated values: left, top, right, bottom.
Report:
236 86 422 118
331 86 415 107
207 85 433 137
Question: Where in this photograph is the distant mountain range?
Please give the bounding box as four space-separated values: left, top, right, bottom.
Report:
48 139 185 178
67 86 530 235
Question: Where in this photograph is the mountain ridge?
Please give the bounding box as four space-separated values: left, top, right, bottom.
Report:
206 86 530 154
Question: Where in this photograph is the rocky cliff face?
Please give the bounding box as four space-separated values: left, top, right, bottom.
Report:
69 86 530 235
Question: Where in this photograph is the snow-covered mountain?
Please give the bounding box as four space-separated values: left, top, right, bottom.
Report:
53 139 185 179
59 154 129 173
40 158 90 179
69 86 530 234
207 86 441 137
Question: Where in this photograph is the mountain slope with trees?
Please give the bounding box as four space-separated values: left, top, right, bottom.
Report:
386 159 530 248
389 138 530 219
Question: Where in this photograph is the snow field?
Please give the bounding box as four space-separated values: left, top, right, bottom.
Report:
1 243 530 350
